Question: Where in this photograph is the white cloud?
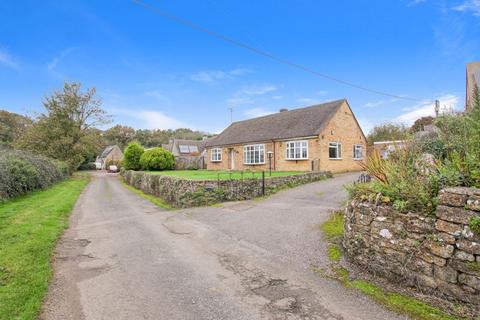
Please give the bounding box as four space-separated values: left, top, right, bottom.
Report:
241 84 277 95
226 96 254 107
296 97 319 105
453 0 480 16
47 47 75 78
144 90 171 106
408 0 426 7
396 94 460 124
272 95 283 100
109 107 188 130
357 118 377 135
244 108 276 118
0 48 18 69
136 110 187 129
190 68 253 83
316 90 328 96
364 98 398 108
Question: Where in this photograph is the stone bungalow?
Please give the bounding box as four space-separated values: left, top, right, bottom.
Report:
205 99 366 173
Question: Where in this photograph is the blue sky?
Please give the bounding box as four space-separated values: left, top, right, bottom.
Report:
1 0 479 134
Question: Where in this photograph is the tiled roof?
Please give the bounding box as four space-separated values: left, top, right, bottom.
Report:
206 99 345 147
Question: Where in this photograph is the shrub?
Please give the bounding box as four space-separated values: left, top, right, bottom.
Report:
139 147 175 171
78 162 97 170
0 150 69 201
123 142 144 170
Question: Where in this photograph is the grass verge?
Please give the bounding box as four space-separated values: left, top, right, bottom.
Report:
148 170 302 180
0 173 89 320
320 210 344 241
318 210 458 320
121 180 173 210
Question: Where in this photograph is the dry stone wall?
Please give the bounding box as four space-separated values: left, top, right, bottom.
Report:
344 187 480 304
121 170 331 208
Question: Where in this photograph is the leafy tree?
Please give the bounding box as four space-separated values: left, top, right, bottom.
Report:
139 147 175 171
410 116 434 133
123 142 144 170
104 125 136 149
0 110 32 147
367 122 410 145
16 82 110 169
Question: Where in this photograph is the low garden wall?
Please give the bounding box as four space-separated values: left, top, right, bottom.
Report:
344 187 480 305
121 170 331 208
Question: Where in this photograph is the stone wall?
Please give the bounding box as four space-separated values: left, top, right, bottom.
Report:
344 187 480 304
122 170 331 208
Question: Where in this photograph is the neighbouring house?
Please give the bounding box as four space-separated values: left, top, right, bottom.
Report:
162 138 208 169
205 99 366 173
466 61 480 112
96 145 123 170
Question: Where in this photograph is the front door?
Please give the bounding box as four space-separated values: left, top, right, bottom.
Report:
229 148 235 170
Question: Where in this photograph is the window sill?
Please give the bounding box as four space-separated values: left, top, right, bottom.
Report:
354 158 363 161
243 163 266 165
329 158 343 160
285 158 309 161
210 160 222 163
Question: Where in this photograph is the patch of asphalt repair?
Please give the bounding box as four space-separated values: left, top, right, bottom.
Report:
41 172 405 320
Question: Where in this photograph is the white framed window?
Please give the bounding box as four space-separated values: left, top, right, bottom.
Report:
329 142 342 159
353 145 363 160
243 144 265 164
211 148 222 162
286 140 308 160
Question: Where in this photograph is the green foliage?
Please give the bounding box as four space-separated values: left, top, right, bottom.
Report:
78 162 97 170
0 110 32 146
469 217 480 234
350 145 440 213
139 147 175 171
103 125 136 150
350 280 456 320
0 149 69 201
410 116 434 133
320 211 345 241
0 174 89 320
105 159 123 170
16 82 110 170
327 244 342 262
123 142 144 170
367 122 410 145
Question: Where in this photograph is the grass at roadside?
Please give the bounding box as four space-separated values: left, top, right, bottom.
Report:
121 180 173 210
0 173 90 320
319 210 458 320
320 210 344 241
148 170 302 180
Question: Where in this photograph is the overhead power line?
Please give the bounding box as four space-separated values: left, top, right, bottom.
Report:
132 0 434 103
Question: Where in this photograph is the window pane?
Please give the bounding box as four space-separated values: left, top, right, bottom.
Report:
329 147 336 158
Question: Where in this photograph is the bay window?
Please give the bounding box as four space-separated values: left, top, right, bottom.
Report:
243 144 265 164
286 140 308 160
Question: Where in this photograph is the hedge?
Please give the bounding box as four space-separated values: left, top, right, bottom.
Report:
0 150 70 202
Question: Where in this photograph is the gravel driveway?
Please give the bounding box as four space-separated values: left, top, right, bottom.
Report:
41 172 404 320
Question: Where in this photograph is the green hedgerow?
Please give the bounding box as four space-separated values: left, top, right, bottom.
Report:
0 150 69 201
139 147 175 171
123 142 144 170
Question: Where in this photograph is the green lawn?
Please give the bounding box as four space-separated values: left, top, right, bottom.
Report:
0 173 90 320
148 170 303 180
